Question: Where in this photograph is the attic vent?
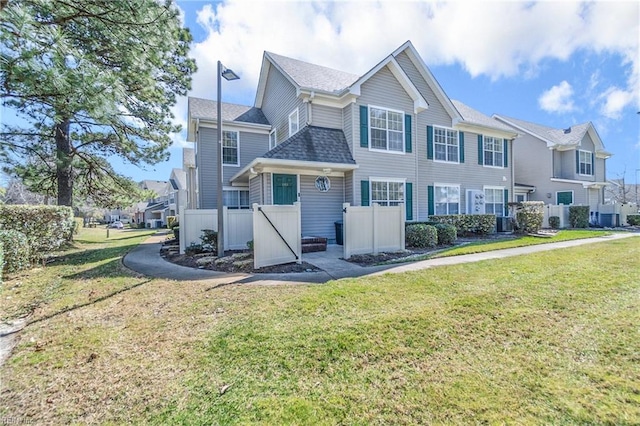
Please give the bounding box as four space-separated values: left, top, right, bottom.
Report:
563 127 571 134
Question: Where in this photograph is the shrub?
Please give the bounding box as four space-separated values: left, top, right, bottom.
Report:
247 240 254 251
435 223 457 245
200 229 217 254
569 206 589 228
0 242 3 284
549 216 560 229
626 215 640 226
515 201 544 234
429 215 496 236
0 230 30 274
167 216 178 229
406 224 437 248
0 205 74 262
185 243 204 255
173 226 180 242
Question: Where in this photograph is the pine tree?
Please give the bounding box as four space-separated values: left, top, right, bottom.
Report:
0 0 197 207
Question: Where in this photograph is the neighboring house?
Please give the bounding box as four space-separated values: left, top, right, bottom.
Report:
140 179 170 227
605 179 639 205
493 115 611 209
168 168 187 217
187 41 613 241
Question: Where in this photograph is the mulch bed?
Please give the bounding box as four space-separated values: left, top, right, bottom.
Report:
160 239 321 274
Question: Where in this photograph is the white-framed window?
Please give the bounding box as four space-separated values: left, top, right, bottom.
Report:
269 129 277 150
369 106 404 153
484 187 504 216
223 189 250 209
434 126 459 162
579 150 593 175
371 179 405 206
289 108 299 136
222 130 239 166
483 136 503 167
515 194 527 203
435 184 460 214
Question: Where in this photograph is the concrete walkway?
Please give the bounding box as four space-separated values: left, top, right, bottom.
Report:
123 231 639 284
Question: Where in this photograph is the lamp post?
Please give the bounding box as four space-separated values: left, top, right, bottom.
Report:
217 60 240 257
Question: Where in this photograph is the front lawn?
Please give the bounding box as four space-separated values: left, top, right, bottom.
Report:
1 231 638 424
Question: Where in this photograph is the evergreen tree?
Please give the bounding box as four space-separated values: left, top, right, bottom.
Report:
0 0 196 207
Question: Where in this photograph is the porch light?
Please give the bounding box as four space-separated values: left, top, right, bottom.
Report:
217 60 240 258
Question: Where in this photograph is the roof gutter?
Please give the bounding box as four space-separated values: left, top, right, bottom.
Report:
231 158 359 183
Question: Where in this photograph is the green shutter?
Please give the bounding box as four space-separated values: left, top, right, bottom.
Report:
591 152 595 176
405 114 412 153
405 182 413 220
360 106 368 148
576 150 580 174
427 125 434 159
361 180 370 206
503 189 509 216
459 132 465 163
478 134 484 165
503 139 508 167
427 185 434 216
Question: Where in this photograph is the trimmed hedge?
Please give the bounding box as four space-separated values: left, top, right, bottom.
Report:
626 215 640 226
429 214 496 236
569 206 589 228
406 224 437 248
549 216 560 229
435 223 457 245
0 205 74 262
173 226 180 242
167 216 178 229
0 229 30 274
515 201 544 234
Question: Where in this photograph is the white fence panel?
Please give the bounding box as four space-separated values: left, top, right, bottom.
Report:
343 203 405 259
543 204 570 228
253 203 301 269
179 207 253 254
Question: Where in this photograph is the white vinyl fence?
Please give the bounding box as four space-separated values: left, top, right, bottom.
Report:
253 203 302 269
342 203 405 259
179 207 253 254
543 203 639 228
598 203 638 226
543 204 570 228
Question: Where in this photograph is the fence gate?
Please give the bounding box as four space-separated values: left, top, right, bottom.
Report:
252 203 301 269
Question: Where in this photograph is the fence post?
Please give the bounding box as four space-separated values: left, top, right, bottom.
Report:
179 206 185 254
372 203 379 255
342 203 350 259
295 202 302 264
399 205 406 250
223 206 228 251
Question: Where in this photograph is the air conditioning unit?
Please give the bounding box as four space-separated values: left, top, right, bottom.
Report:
466 190 485 215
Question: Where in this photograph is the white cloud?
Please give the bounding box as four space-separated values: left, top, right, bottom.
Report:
538 81 575 113
168 0 640 150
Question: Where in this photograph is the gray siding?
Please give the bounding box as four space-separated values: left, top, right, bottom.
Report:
526 180 594 206
514 134 553 189
260 66 306 145
300 175 344 242
311 103 342 129
249 176 262 205
197 127 269 208
345 170 354 205
353 65 417 219
560 150 575 179
343 103 353 154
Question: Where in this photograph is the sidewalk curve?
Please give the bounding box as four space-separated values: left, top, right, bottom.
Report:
123 231 639 284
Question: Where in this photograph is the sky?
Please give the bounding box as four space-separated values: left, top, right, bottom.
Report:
6 0 640 185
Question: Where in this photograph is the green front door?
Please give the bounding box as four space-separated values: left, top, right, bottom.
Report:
273 174 297 205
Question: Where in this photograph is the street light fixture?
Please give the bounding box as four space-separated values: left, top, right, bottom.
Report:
217 60 240 258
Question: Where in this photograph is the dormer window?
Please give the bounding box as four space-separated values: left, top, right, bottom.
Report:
288 108 299 136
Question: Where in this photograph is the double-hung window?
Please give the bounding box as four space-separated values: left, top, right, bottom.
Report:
484 187 504 216
434 127 459 162
371 180 404 206
483 136 503 167
435 185 460 214
222 131 239 166
269 129 277 150
223 189 249 209
369 106 404 152
289 109 299 136
578 150 593 175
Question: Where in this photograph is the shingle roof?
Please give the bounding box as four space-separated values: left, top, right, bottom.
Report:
171 168 187 190
451 100 516 133
266 52 360 94
188 97 269 125
141 180 168 196
263 126 356 164
496 114 591 146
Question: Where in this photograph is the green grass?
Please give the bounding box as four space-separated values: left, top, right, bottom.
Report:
2 230 639 424
0 227 156 321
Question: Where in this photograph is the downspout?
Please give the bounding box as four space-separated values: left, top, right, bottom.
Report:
510 138 514 205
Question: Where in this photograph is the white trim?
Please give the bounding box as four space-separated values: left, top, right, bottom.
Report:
222 130 240 167
370 177 407 183
369 178 407 206
198 121 271 134
231 158 358 183
550 178 607 188
483 186 506 216
433 183 461 215
367 105 406 154
578 149 593 176
288 108 299 136
269 128 277 150
482 135 505 168
454 122 518 140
